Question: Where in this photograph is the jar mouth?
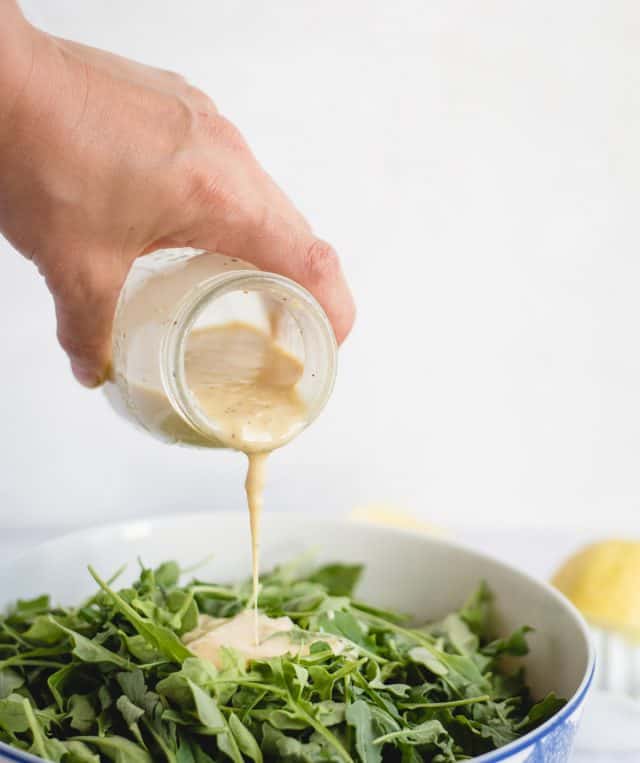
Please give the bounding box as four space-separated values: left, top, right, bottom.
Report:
161 270 337 451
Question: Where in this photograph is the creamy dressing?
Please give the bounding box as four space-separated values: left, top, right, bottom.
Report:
183 611 344 667
183 322 309 645
185 323 308 450
245 452 268 644
130 321 310 648
184 611 302 667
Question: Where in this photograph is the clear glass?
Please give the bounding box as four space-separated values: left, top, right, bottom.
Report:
104 249 337 448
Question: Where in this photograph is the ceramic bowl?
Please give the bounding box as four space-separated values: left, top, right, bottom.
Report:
0 512 595 762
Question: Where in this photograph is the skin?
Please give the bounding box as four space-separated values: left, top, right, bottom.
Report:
0 3 355 387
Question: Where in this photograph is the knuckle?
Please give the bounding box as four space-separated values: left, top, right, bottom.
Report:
162 69 188 87
186 85 217 113
162 72 217 114
183 162 254 226
207 114 248 152
303 239 340 286
183 162 225 208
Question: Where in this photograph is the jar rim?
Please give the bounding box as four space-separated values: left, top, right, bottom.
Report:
160 270 337 451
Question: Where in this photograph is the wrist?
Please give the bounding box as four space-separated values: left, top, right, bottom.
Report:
0 6 40 117
0 23 71 153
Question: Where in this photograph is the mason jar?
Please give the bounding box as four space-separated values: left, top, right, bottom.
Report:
104 249 337 449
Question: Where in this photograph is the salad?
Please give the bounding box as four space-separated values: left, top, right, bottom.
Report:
0 559 564 762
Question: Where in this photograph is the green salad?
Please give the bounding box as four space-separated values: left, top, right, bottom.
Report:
0 559 564 762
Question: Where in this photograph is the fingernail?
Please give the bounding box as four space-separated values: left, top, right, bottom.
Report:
71 362 102 388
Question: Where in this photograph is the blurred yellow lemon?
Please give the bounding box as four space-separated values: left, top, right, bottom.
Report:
552 540 640 639
350 504 445 536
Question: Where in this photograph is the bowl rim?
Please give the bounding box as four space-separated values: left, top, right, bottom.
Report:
0 510 596 763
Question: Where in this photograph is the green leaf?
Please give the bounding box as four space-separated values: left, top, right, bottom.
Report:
15 594 50 618
482 626 533 657
89 566 191 663
439 652 489 690
228 712 263 763
187 679 225 731
48 663 78 710
176 737 216 763
117 670 147 706
22 615 66 645
52 619 130 668
155 561 181 588
156 658 218 708
345 700 382 763
262 723 330 762
459 582 492 637
0 668 23 700
251 707 308 730
309 564 363 596
166 590 199 634
116 695 145 727
72 735 153 763
438 614 479 656
0 693 31 733
68 694 96 733
63 740 101 763
121 633 164 663
316 700 346 727
516 692 566 731
408 647 448 676
374 719 448 746
23 696 67 761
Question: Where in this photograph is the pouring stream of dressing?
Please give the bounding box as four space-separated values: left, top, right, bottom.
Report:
245 452 268 644
184 322 308 644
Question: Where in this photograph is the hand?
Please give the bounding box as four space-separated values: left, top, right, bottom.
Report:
0 15 355 387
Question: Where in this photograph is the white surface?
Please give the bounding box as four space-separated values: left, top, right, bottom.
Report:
578 692 640 753
0 521 634 762
1 1 640 533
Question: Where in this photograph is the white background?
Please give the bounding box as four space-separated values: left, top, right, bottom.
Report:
2 0 639 533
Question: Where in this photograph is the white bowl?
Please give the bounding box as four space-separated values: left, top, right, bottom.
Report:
0 512 595 763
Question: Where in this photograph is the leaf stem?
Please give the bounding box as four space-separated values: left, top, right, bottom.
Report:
400 694 490 710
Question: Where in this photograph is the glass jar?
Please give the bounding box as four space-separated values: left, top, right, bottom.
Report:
104 249 337 449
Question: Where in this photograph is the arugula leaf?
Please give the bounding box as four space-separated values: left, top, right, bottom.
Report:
459 582 492 638
516 692 566 731
72 735 154 762
0 693 31 733
482 626 533 657
374 718 448 745
0 668 23 700
88 566 191 663
68 694 96 733
155 562 181 589
116 695 145 727
309 564 363 596
14 595 50 618
345 700 383 763
22 616 66 645
51 619 130 668
0 559 565 763
63 740 101 762
228 712 263 763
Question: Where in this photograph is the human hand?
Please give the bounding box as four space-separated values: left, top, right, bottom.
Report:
0 12 355 386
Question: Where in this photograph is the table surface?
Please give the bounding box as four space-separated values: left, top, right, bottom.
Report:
1 523 637 762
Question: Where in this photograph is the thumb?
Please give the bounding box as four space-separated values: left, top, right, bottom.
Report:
51 257 127 387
